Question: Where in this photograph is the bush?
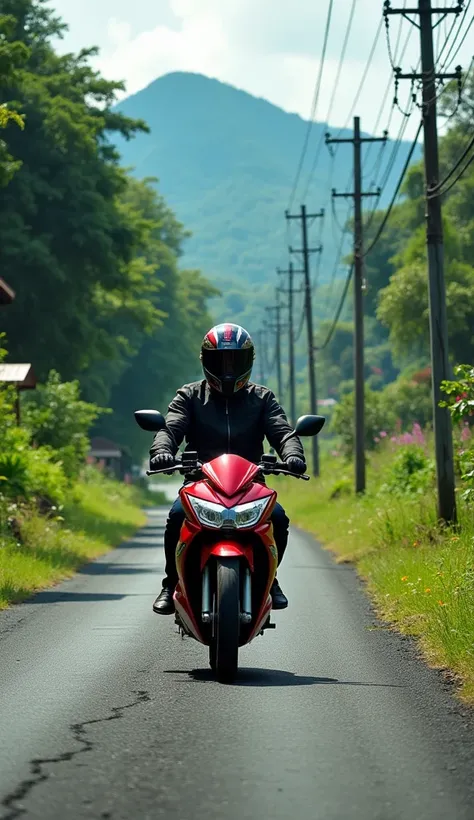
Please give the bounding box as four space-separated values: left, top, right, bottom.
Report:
23 370 108 480
381 445 435 496
381 376 432 430
328 478 352 500
331 387 395 457
441 364 474 501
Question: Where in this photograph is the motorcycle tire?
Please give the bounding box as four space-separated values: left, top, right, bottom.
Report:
213 557 240 683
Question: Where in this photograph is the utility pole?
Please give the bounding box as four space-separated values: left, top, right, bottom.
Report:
265 295 285 401
285 205 323 476
278 263 304 425
256 329 266 385
327 118 387 494
385 0 461 522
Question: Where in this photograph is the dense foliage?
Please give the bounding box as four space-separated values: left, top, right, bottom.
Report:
311 67 474 413
441 365 474 501
0 336 101 506
0 0 215 461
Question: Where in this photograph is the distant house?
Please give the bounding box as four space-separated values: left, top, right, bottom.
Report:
88 437 123 479
0 278 15 306
0 363 37 423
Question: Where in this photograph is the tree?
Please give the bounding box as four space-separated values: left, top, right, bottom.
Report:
377 221 474 365
0 12 27 185
92 176 219 461
0 0 156 393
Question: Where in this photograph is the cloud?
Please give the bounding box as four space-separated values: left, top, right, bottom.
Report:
86 0 470 140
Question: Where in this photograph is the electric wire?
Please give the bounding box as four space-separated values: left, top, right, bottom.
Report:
431 151 474 196
287 0 334 210
315 265 354 351
334 16 384 138
363 120 423 258
427 134 474 197
437 2 472 72
301 0 357 201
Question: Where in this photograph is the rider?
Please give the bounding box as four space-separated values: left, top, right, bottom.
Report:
150 323 306 615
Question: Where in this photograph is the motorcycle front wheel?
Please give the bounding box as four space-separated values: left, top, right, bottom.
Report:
210 557 240 683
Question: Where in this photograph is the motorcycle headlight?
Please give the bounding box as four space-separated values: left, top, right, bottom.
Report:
188 497 226 529
234 498 270 528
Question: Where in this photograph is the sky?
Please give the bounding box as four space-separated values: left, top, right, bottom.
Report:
51 0 473 142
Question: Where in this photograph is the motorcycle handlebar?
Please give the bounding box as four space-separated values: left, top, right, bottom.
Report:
146 459 310 480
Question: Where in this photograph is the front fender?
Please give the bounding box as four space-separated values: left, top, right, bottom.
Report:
200 541 254 572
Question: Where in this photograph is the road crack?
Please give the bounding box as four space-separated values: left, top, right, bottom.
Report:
1 690 150 820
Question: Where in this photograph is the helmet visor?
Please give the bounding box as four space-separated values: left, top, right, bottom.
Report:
201 348 253 382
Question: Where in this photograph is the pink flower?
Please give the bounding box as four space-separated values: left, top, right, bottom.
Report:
374 437 380 443
380 431 387 438
461 425 471 442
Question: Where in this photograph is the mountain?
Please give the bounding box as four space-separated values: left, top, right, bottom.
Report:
114 72 420 329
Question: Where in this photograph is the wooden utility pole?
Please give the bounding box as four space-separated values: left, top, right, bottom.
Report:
327 119 387 494
266 298 283 401
278 263 304 425
285 205 323 476
256 329 266 385
385 0 461 522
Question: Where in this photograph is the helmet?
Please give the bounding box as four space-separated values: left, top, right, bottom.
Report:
201 323 255 396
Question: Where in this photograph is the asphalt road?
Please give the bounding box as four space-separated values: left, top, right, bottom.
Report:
1 507 474 820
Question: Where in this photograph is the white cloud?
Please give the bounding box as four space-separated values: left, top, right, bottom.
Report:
52 0 473 140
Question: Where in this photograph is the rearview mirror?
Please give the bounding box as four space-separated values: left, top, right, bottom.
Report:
294 414 326 437
134 409 166 432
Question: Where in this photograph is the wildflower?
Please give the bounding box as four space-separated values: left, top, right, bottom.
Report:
438 601 446 607
401 576 408 582
451 536 460 542
425 588 431 594
413 540 420 547
374 436 380 443
380 431 387 438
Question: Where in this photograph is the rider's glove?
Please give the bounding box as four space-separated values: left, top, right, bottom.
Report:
150 453 175 471
285 456 307 475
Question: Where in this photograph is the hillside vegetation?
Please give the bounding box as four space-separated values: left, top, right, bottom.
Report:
114 71 420 331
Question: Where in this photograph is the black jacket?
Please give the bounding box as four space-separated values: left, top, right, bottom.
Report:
150 380 305 466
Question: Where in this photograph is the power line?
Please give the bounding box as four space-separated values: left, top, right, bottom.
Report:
287 0 334 210
427 138 474 197
365 87 416 229
363 120 423 258
438 2 472 71
315 265 354 351
301 0 357 200
334 17 384 138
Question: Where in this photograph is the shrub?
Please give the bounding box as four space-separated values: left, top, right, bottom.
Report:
381 445 435 496
381 376 432 430
23 370 108 480
441 364 474 501
331 387 395 457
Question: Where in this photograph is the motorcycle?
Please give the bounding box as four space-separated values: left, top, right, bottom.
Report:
135 410 325 683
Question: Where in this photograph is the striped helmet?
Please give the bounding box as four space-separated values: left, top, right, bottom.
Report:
200 323 255 396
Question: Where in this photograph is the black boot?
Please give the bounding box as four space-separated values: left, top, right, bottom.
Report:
271 578 288 610
152 585 175 615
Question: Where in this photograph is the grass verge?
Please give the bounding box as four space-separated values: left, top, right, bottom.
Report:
0 474 161 610
278 453 474 704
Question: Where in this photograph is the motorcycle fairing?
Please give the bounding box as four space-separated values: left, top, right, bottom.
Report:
202 453 260 497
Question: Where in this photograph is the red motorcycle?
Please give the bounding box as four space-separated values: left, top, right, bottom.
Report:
135 410 325 682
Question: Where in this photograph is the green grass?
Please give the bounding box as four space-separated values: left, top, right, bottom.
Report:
0 476 151 610
278 450 474 703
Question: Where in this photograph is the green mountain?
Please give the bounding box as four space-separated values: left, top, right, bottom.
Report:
115 71 420 330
